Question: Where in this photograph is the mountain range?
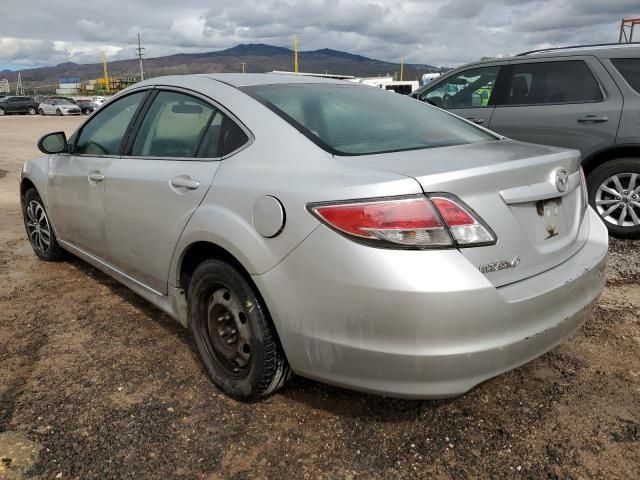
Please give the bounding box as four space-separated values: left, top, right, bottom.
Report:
0 44 445 90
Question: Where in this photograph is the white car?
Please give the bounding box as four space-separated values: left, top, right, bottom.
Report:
38 99 81 116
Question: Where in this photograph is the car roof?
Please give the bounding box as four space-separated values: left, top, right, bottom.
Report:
198 73 351 87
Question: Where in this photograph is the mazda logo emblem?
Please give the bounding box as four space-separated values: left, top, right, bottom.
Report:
555 168 569 193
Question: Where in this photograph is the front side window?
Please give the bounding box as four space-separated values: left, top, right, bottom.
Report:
130 91 218 158
420 66 500 109
611 58 640 94
75 91 146 155
505 60 603 105
245 84 497 156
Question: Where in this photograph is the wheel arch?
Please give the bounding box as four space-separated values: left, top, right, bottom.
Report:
177 240 253 295
582 144 640 176
20 177 37 199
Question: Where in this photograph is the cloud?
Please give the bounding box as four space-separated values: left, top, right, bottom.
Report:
0 0 639 70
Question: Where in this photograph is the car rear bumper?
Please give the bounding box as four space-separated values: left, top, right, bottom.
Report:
253 208 608 398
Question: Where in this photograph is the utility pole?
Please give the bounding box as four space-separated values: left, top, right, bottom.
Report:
400 57 404 82
240 62 246 73
294 34 299 73
102 51 110 93
136 33 145 81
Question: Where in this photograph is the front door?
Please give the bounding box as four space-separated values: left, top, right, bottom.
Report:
47 90 148 259
488 57 623 159
418 64 503 127
104 90 228 293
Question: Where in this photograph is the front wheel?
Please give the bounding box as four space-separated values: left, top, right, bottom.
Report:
587 157 640 239
56 109 62 116
27 107 36 115
188 259 290 401
0 107 5 116
39 108 45 116
22 189 66 261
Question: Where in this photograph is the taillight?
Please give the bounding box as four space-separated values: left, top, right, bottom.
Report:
308 195 496 249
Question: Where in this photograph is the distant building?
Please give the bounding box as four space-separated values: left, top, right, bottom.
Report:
56 76 81 95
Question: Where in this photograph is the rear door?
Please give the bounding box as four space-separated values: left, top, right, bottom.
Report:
103 88 250 294
488 56 623 159
417 64 504 126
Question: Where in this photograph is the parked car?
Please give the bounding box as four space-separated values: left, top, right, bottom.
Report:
412 43 640 239
21 74 607 401
38 98 81 116
0 95 39 115
76 99 98 115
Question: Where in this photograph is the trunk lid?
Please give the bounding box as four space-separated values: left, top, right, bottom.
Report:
339 139 588 287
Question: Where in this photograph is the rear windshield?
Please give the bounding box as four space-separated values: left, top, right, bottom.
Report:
243 84 497 155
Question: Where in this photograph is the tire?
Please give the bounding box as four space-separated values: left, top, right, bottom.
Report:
83 109 90 115
22 189 66 261
587 157 640 239
188 259 290 401
0 107 5 116
39 108 45 116
27 107 36 115
56 109 62 116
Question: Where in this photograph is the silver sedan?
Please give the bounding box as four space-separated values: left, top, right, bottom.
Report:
21 74 608 400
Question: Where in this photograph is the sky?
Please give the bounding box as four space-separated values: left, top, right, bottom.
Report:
0 0 639 71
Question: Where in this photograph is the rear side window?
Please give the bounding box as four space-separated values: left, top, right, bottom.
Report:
505 60 603 105
244 84 496 156
421 66 500 109
75 91 146 155
611 58 640 93
131 91 217 158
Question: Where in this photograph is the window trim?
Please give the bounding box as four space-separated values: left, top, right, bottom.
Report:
122 85 254 162
495 59 606 108
420 65 505 110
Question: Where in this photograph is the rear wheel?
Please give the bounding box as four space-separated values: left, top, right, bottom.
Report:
587 157 640 239
0 107 5 116
27 107 36 115
56 109 62 116
22 189 66 261
188 259 290 401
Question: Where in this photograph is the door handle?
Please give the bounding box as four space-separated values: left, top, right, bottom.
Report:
88 172 105 182
170 176 200 190
577 115 608 123
466 117 485 124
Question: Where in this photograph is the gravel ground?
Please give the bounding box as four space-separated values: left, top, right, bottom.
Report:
0 116 639 479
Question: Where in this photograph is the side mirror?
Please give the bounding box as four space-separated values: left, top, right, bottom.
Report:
37 131 68 154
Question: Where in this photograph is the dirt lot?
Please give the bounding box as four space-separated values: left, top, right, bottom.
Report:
0 115 638 479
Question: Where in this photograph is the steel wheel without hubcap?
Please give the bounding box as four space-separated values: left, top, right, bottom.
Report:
25 200 51 254
204 286 253 377
595 172 640 227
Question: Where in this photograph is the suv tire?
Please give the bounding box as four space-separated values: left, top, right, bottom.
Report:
587 157 640 239
188 259 290 401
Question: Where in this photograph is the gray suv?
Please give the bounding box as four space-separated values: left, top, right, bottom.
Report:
413 43 640 239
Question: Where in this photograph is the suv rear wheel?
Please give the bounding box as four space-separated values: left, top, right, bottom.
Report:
588 158 640 239
188 259 290 401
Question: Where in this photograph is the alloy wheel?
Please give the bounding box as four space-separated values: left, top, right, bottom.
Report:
25 200 51 254
204 286 253 377
595 172 640 227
